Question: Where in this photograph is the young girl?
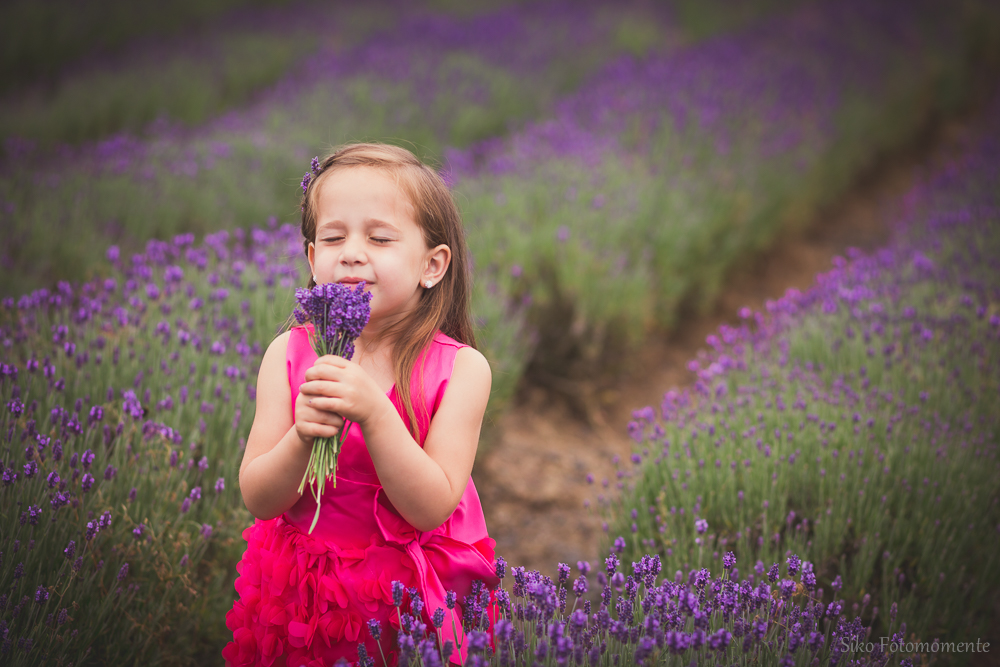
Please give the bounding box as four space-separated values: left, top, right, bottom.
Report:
224 143 499 667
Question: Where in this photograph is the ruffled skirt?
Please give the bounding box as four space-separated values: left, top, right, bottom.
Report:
223 517 415 667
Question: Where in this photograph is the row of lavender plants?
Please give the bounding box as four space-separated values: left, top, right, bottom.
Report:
374 554 912 667
0 0 295 95
0 228 305 664
600 91 1000 656
0 0 681 298
451 0 1000 385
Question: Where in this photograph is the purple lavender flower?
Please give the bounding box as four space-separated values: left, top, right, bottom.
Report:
34 586 48 605
133 525 145 540
605 553 619 576
392 580 405 607
121 390 144 419
214 477 225 493
368 618 382 641
117 563 129 581
201 524 213 539
695 518 708 534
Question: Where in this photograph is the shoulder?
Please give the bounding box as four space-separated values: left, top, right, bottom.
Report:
428 332 490 381
258 330 293 374
265 329 294 357
452 346 491 391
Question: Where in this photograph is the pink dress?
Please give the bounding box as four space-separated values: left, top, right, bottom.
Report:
224 328 499 667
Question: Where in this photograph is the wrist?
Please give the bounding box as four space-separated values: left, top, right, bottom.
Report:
289 425 314 453
358 393 395 433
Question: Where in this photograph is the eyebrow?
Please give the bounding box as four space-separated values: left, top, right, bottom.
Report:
317 218 401 233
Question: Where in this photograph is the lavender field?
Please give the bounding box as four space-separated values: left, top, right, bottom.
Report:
1 0 999 664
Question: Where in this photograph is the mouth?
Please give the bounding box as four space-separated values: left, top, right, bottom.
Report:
338 278 370 286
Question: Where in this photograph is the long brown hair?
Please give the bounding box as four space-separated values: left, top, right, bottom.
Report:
300 143 475 440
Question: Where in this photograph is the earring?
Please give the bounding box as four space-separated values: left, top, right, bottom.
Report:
424 281 433 289
312 275 318 284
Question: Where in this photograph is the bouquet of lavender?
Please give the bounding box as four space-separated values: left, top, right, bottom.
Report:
293 281 372 533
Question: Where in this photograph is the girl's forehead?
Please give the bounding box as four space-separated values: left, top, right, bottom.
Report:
315 167 417 221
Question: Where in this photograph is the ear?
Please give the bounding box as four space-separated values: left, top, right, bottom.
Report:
422 244 451 287
307 242 316 278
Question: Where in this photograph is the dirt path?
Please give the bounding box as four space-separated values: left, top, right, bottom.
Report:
471 118 976 581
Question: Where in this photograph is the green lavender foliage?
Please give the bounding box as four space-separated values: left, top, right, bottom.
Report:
0 229 302 664
603 153 1000 647
0 2 681 299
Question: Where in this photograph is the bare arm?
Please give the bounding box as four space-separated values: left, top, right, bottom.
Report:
238 331 345 520
302 346 491 531
367 346 491 530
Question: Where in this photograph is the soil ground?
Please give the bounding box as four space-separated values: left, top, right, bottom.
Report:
470 116 978 583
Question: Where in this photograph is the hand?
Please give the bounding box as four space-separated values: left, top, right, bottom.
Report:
297 355 393 432
293 380 345 446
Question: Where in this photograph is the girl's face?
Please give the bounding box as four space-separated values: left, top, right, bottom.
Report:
308 167 450 333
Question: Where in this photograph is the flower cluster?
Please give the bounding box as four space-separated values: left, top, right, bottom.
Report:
293 281 372 362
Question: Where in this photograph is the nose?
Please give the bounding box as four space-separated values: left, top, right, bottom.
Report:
340 234 368 266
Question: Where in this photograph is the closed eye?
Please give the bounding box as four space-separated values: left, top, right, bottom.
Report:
370 237 393 244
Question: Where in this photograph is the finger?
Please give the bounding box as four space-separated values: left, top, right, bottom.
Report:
301 400 345 424
314 355 347 367
304 364 343 382
297 422 341 440
299 379 343 397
